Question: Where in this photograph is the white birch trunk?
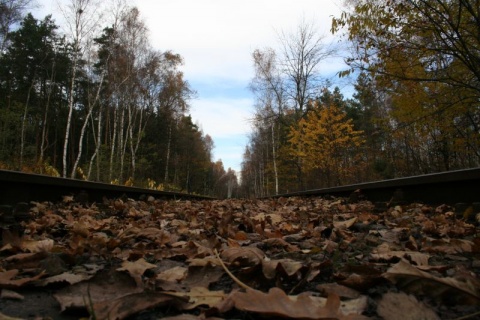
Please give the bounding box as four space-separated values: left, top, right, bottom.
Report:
71 71 105 178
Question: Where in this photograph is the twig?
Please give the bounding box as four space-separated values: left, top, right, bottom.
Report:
453 311 480 320
214 249 254 291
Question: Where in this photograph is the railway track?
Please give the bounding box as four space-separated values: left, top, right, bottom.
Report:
270 167 480 206
1 168 479 206
0 169 214 205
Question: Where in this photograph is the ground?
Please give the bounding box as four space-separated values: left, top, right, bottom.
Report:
0 195 479 319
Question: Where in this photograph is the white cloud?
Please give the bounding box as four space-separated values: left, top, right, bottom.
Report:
190 96 254 138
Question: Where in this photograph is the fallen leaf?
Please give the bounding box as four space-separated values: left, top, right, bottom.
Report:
183 264 224 288
0 312 25 320
0 289 24 300
316 283 361 299
370 251 430 266
92 292 181 320
117 258 157 286
261 259 304 280
36 271 94 286
0 269 45 288
167 287 226 310
156 266 188 282
54 269 142 312
220 247 265 267
334 217 357 230
377 292 440 320
20 238 54 253
383 259 480 305
214 287 368 319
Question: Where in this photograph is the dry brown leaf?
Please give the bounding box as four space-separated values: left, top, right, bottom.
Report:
54 269 142 311
166 287 226 310
220 247 265 267
316 283 361 299
423 238 475 254
36 271 94 286
214 287 368 319
383 259 480 305
0 312 25 320
370 251 430 266
0 289 24 300
377 292 440 320
20 238 54 253
117 258 157 286
161 315 223 320
334 217 357 230
156 266 188 282
261 259 304 280
92 292 181 320
183 264 224 288
0 269 45 288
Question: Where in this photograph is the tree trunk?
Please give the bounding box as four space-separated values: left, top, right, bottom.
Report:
71 71 105 179
109 105 118 182
20 78 35 170
164 123 172 183
271 122 278 195
62 48 79 178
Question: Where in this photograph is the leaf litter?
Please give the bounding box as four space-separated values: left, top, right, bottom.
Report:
0 196 479 319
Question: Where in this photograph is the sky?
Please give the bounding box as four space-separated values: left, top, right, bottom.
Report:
34 0 349 174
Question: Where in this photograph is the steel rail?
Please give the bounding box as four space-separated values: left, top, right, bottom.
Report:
268 167 480 205
0 169 214 204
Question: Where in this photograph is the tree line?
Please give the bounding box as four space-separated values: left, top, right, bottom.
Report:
0 0 237 198
238 0 480 198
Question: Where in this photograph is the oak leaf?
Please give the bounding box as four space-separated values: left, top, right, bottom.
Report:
0 269 45 288
214 287 368 319
383 259 480 305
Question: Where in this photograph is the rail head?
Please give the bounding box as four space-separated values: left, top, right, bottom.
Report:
266 167 480 205
0 169 215 204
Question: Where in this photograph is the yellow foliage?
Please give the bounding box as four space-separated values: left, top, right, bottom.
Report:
124 177 134 187
44 162 60 177
288 102 365 184
147 178 156 189
76 167 87 180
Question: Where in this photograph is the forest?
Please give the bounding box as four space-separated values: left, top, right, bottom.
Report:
1 0 479 198
0 0 237 198
240 0 480 197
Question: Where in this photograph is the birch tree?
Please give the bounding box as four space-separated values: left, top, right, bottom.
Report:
60 0 102 178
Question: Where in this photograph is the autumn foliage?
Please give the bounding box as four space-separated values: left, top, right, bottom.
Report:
288 101 365 186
